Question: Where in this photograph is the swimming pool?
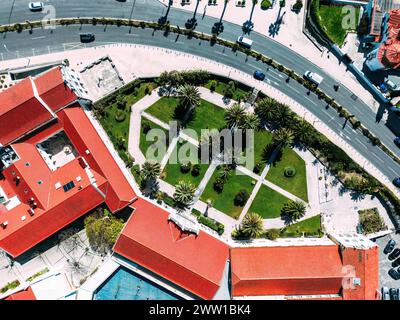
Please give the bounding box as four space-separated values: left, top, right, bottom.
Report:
94 267 180 300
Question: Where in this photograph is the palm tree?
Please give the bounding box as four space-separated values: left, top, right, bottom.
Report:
240 113 260 130
240 212 264 238
173 181 196 210
272 127 294 149
213 0 229 34
281 200 306 222
293 120 313 146
140 161 161 184
218 164 232 182
242 0 258 33
177 84 201 111
224 103 246 129
254 97 279 122
275 103 295 127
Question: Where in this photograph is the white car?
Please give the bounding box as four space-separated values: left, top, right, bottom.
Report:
304 70 324 86
28 2 44 11
236 36 253 49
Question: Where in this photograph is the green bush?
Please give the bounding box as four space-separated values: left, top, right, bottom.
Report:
0 280 20 294
180 162 192 173
284 166 296 177
358 208 387 234
234 189 250 206
197 214 225 235
261 0 271 9
191 164 201 177
115 110 126 122
264 228 281 240
191 208 202 217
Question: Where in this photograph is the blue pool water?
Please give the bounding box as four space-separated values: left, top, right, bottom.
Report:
94 267 180 300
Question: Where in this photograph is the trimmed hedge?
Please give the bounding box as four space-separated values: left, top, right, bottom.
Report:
197 214 225 235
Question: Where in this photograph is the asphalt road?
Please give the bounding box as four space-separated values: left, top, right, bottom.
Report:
0 0 399 183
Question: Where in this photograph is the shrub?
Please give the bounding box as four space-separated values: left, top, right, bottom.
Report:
292 0 303 11
264 228 281 240
253 163 262 174
209 80 218 92
0 280 20 294
84 208 124 253
358 208 387 234
234 189 250 206
191 164 201 177
191 208 202 217
180 162 192 173
213 178 225 193
115 110 126 122
197 214 225 235
163 193 176 207
284 166 296 177
261 0 271 9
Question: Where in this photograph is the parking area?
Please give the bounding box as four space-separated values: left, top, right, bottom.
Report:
375 233 400 290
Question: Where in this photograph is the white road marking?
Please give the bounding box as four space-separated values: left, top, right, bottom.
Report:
388 166 399 176
31 36 46 40
214 50 227 56
304 96 317 106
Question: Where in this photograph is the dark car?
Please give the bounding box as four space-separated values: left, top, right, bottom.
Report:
389 248 400 260
253 70 265 81
393 257 400 268
80 33 95 43
390 288 400 300
389 268 400 280
384 239 397 254
394 178 400 188
394 137 400 148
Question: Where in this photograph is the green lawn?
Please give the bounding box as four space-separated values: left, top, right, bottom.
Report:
249 184 290 219
98 81 154 150
183 100 226 139
204 80 249 101
252 129 273 171
266 147 308 202
200 170 255 219
145 97 179 124
139 118 169 162
280 215 322 237
317 3 360 46
146 97 226 140
162 141 209 188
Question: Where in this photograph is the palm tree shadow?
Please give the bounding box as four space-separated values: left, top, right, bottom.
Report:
261 143 282 166
350 190 366 202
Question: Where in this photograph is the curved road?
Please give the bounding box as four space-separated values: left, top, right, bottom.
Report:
0 0 399 184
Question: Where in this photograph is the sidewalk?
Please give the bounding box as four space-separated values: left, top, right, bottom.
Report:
161 0 380 111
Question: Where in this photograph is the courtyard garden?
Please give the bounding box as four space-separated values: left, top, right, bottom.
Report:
200 168 256 219
266 147 308 202
162 141 210 188
249 185 290 219
140 118 169 162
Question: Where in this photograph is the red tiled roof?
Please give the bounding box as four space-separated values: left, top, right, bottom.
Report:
4 287 36 300
341 247 379 300
0 78 53 146
59 106 136 212
230 246 344 297
378 9 400 69
230 245 379 300
34 67 78 112
113 198 230 300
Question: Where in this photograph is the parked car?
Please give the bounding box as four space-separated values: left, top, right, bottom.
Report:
236 36 253 48
384 239 397 254
382 286 389 296
28 2 44 11
303 71 323 86
395 137 400 148
253 70 265 81
390 288 400 300
80 33 95 43
389 248 400 260
393 178 400 188
392 257 400 268
389 268 400 280
384 292 391 300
